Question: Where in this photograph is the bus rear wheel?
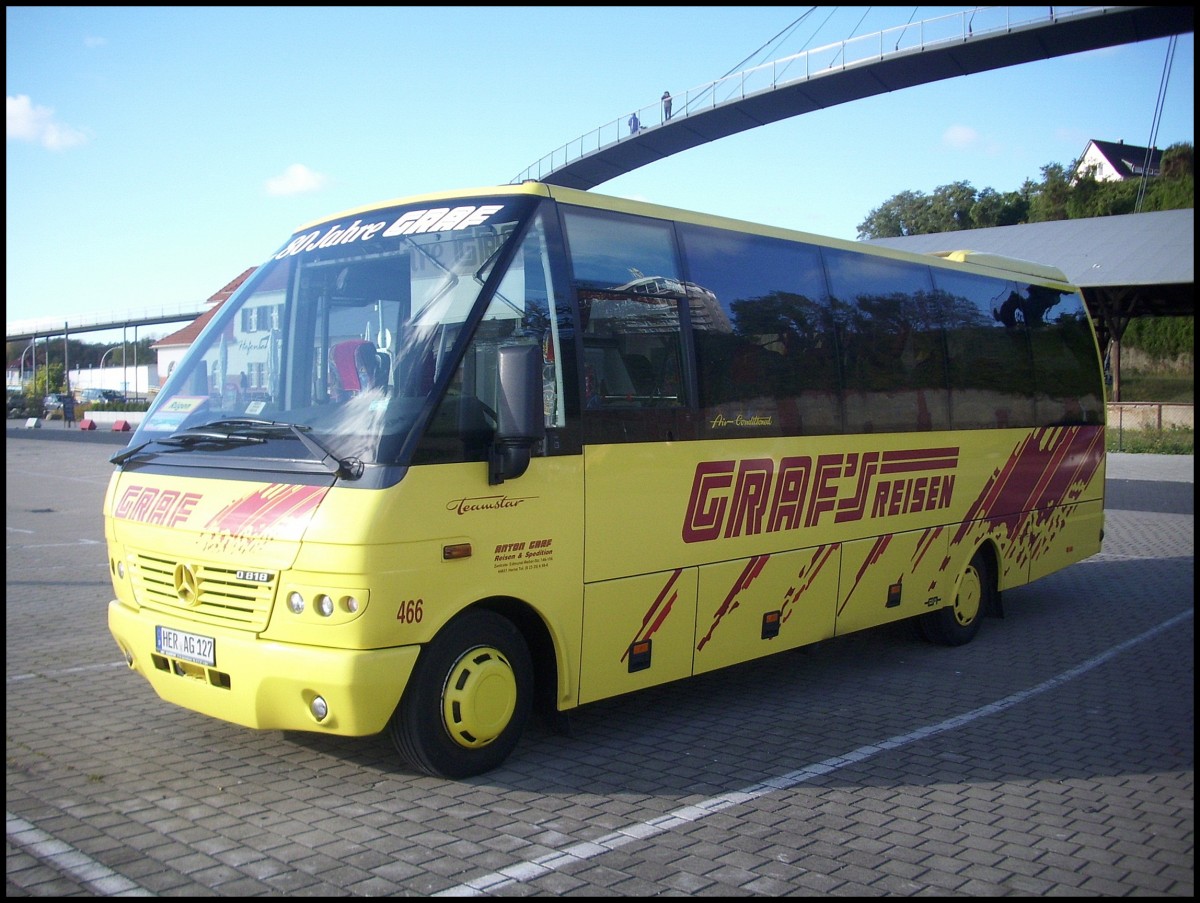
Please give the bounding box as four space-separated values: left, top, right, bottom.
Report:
919 548 992 646
389 609 532 779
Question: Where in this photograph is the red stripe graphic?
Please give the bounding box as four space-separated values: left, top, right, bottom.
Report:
621 569 682 663
205 483 328 540
879 447 960 473
781 544 838 624
696 555 770 651
911 526 944 591
944 426 1103 575
838 534 893 616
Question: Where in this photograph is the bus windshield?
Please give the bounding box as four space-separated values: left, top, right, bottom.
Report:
132 195 538 470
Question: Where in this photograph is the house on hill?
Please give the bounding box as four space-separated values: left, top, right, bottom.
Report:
152 267 256 388
1074 139 1162 182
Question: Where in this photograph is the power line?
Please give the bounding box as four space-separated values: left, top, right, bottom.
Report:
1135 34 1177 213
717 8 818 79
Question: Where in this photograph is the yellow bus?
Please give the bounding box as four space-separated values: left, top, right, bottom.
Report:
105 182 1106 778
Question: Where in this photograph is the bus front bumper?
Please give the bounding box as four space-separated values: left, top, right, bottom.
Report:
108 600 420 736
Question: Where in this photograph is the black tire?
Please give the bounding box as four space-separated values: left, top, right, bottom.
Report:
388 609 532 779
919 547 992 647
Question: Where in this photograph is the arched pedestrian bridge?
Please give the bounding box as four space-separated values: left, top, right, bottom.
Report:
6 6 1193 346
514 6 1193 190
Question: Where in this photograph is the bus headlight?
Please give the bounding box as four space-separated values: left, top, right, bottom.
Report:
279 585 369 624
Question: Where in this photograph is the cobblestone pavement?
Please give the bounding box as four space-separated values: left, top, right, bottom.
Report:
6 432 1194 896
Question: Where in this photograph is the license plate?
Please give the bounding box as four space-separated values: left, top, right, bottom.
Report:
156 626 216 667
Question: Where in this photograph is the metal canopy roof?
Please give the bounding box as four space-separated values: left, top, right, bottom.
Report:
865 209 1193 291
864 208 1195 345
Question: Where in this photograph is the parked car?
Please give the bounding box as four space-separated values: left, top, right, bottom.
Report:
80 388 126 404
7 388 33 419
42 393 74 417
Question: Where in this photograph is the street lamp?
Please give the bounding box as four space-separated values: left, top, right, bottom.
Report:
18 340 48 392
19 341 37 383
98 345 122 380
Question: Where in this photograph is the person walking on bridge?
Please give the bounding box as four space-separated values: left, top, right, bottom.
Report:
662 91 673 120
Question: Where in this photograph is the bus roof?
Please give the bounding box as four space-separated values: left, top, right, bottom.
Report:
928 250 1070 284
294 182 1076 287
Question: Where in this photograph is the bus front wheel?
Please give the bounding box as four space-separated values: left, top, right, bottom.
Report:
919 548 992 646
389 609 532 779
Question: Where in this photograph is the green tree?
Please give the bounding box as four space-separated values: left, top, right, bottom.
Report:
1026 162 1073 222
970 186 1028 228
1158 142 1194 179
1138 146 1194 212
1125 316 1194 361
927 181 977 232
856 189 929 238
856 140 1194 239
1066 171 1138 218
1140 173 1195 211
30 364 64 397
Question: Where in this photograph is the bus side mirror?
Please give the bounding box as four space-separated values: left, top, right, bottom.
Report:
489 344 545 485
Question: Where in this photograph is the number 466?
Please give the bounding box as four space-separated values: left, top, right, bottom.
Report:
396 599 424 623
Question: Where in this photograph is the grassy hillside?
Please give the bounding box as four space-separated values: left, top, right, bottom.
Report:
1115 372 1193 404
1108 372 1193 454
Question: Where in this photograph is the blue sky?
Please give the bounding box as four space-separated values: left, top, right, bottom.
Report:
6 6 1193 342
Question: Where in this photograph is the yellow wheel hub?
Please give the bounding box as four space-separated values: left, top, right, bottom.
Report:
954 565 983 627
441 646 517 749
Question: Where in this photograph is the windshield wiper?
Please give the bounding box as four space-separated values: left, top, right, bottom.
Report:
114 418 364 480
110 441 152 466
158 430 267 447
282 422 364 480
184 418 363 479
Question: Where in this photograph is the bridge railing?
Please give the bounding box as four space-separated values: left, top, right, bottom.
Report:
512 6 1093 184
6 299 210 342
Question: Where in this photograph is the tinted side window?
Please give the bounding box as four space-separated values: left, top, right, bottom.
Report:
825 249 949 434
1023 285 1104 425
931 268 1037 429
562 208 690 443
564 208 680 291
678 224 840 437
413 210 571 464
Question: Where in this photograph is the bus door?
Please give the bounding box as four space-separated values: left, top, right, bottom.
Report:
576 285 698 704
563 206 705 704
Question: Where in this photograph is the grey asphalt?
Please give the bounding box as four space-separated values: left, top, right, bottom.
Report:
6 426 1194 896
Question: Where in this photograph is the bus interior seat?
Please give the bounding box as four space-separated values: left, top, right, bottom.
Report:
330 339 379 397
374 349 393 390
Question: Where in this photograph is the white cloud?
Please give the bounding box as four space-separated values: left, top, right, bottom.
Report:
83 35 107 48
941 124 980 149
6 94 89 150
265 163 328 196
